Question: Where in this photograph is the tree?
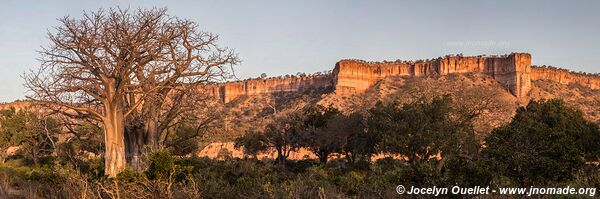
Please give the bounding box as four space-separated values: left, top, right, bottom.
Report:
232 107 307 165
234 131 268 160
338 112 378 163
160 100 224 157
0 108 21 163
0 108 60 165
163 124 204 156
125 83 227 171
298 105 343 164
25 8 239 176
368 95 475 170
59 121 104 168
263 111 304 165
482 99 600 186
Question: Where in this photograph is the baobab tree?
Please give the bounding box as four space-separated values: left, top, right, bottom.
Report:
25 8 239 177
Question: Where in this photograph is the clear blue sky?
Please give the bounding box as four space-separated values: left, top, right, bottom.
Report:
1 0 599 102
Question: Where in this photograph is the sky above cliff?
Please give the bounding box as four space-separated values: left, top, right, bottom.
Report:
1 0 599 102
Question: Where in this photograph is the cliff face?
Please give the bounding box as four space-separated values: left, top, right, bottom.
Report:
209 74 334 103
184 53 600 103
333 53 532 97
531 66 600 89
3 53 597 107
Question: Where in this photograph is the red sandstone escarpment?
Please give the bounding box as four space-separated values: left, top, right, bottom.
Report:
209 74 334 103
210 53 600 102
5 54 596 106
531 66 600 89
334 53 532 98
486 53 532 98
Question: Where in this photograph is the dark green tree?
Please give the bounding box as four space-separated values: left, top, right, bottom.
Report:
59 121 103 166
337 112 378 164
368 95 475 171
234 131 268 160
298 105 343 164
483 99 600 186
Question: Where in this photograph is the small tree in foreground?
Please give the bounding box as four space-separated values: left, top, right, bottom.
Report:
234 110 305 165
339 112 377 163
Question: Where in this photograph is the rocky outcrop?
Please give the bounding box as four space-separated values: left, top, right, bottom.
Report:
212 53 539 102
531 66 600 89
197 142 318 160
208 74 334 103
5 53 595 106
197 142 400 161
333 53 532 97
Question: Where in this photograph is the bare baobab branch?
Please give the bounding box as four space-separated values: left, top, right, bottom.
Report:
25 7 240 177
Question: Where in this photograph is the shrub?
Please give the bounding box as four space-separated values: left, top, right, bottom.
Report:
146 150 176 180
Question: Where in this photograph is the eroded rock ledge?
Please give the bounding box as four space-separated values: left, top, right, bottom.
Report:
210 53 599 102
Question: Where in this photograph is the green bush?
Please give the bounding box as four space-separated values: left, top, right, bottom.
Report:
26 167 64 183
77 158 104 180
443 158 492 187
117 167 146 182
146 150 177 180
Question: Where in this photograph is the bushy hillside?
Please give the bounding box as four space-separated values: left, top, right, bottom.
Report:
320 73 519 140
212 72 599 146
206 87 332 142
530 80 600 124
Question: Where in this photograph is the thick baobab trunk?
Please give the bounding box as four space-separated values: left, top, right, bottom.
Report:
125 115 161 172
125 123 145 172
103 104 127 178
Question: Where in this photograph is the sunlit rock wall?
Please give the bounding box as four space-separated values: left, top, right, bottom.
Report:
208 74 334 103
333 53 532 97
531 66 600 89
209 53 600 102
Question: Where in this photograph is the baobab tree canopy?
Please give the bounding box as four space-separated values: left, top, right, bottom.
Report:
25 7 239 177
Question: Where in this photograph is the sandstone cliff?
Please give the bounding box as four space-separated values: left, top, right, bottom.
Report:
208 74 334 103
213 53 543 102
333 53 532 98
531 66 600 89
4 53 597 108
